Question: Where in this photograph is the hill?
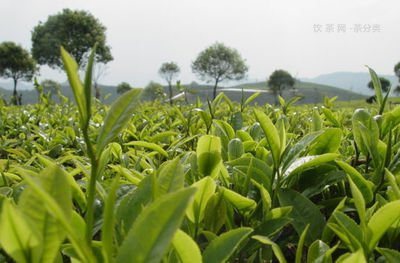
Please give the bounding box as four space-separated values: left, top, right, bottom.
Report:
0 79 365 105
302 72 399 95
180 80 365 105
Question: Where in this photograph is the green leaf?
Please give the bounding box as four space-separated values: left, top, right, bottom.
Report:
172 230 202 263
186 177 216 223
367 200 400 251
283 153 339 180
228 156 273 193
221 187 257 213
336 161 374 204
196 135 222 176
244 92 261 106
295 224 309 263
366 66 383 107
347 175 366 227
253 109 281 167
278 188 325 244
281 130 323 171
308 128 342 155
321 107 341 127
204 193 227 233
336 249 365 263
251 179 272 215
18 164 72 263
203 227 253 263
116 187 196 263
307 240 330 263
101 175 119 263
116 175 154 241
0 200 40 263
17 166 95 262
332 212 364 252
156 157 184 197
312 109 323 131
376 247 400 263
352 109 378 157
97 88 142 156
252 235 287 263
84 44 96 118
60 47 88 128
228 138 244 161
125 141 168 158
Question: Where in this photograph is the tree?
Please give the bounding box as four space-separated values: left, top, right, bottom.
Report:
192 42 248 99
267 70 295 105
141 82 165 101
394 62 400 96
93 62 108 99
31 9 113 69
159 62 180 105
116 82 132 95
0 42 36 105
367 77 391 92
366 77 391 103
41 79 61 99
395 62 400 79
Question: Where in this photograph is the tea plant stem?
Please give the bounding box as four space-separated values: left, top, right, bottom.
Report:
82 128 99 246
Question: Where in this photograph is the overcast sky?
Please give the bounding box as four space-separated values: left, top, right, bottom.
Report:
1 0 399 87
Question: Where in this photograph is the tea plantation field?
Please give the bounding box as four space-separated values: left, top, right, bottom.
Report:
0 49 399 263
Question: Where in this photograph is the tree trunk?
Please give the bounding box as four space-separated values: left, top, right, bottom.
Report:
274 91 279 106
168 82 173 105
12 78 18 105
213 79 219 100
95 82 100 100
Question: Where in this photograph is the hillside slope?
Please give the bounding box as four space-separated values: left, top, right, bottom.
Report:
0 80 365 105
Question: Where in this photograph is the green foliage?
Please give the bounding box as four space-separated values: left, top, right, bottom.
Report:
116 82 132 95
267 69 295 104
0 41 36 105
3 64 400 262
159 62 180 105
192 42 248 99
367 76 391 92
142 81 166 101
31 8 113 68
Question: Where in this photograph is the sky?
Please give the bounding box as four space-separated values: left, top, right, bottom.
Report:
1 0 400 87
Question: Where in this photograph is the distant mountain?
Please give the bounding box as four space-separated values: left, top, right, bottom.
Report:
0 81 34 91
0 79 365 105
302 72 399 95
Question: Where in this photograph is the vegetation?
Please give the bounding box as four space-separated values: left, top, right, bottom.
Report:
159 62 180 105
192 42 248 100
366 77 391 103
31 9 113 69
367 77 391 92
0 45 400 262
116 82 132 95
40 79 61 98
141 81 165 101
268 70 295 105
0 41 36 105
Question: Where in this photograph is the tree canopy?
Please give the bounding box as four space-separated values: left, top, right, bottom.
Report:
367 77 391 92
159 62 180 105
41 79 61 96
192 43 248 99
31 9 113 69
142 82 165 101
0 41 36 105
267 69 295 104
116 82 132 95
394 62 400 95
